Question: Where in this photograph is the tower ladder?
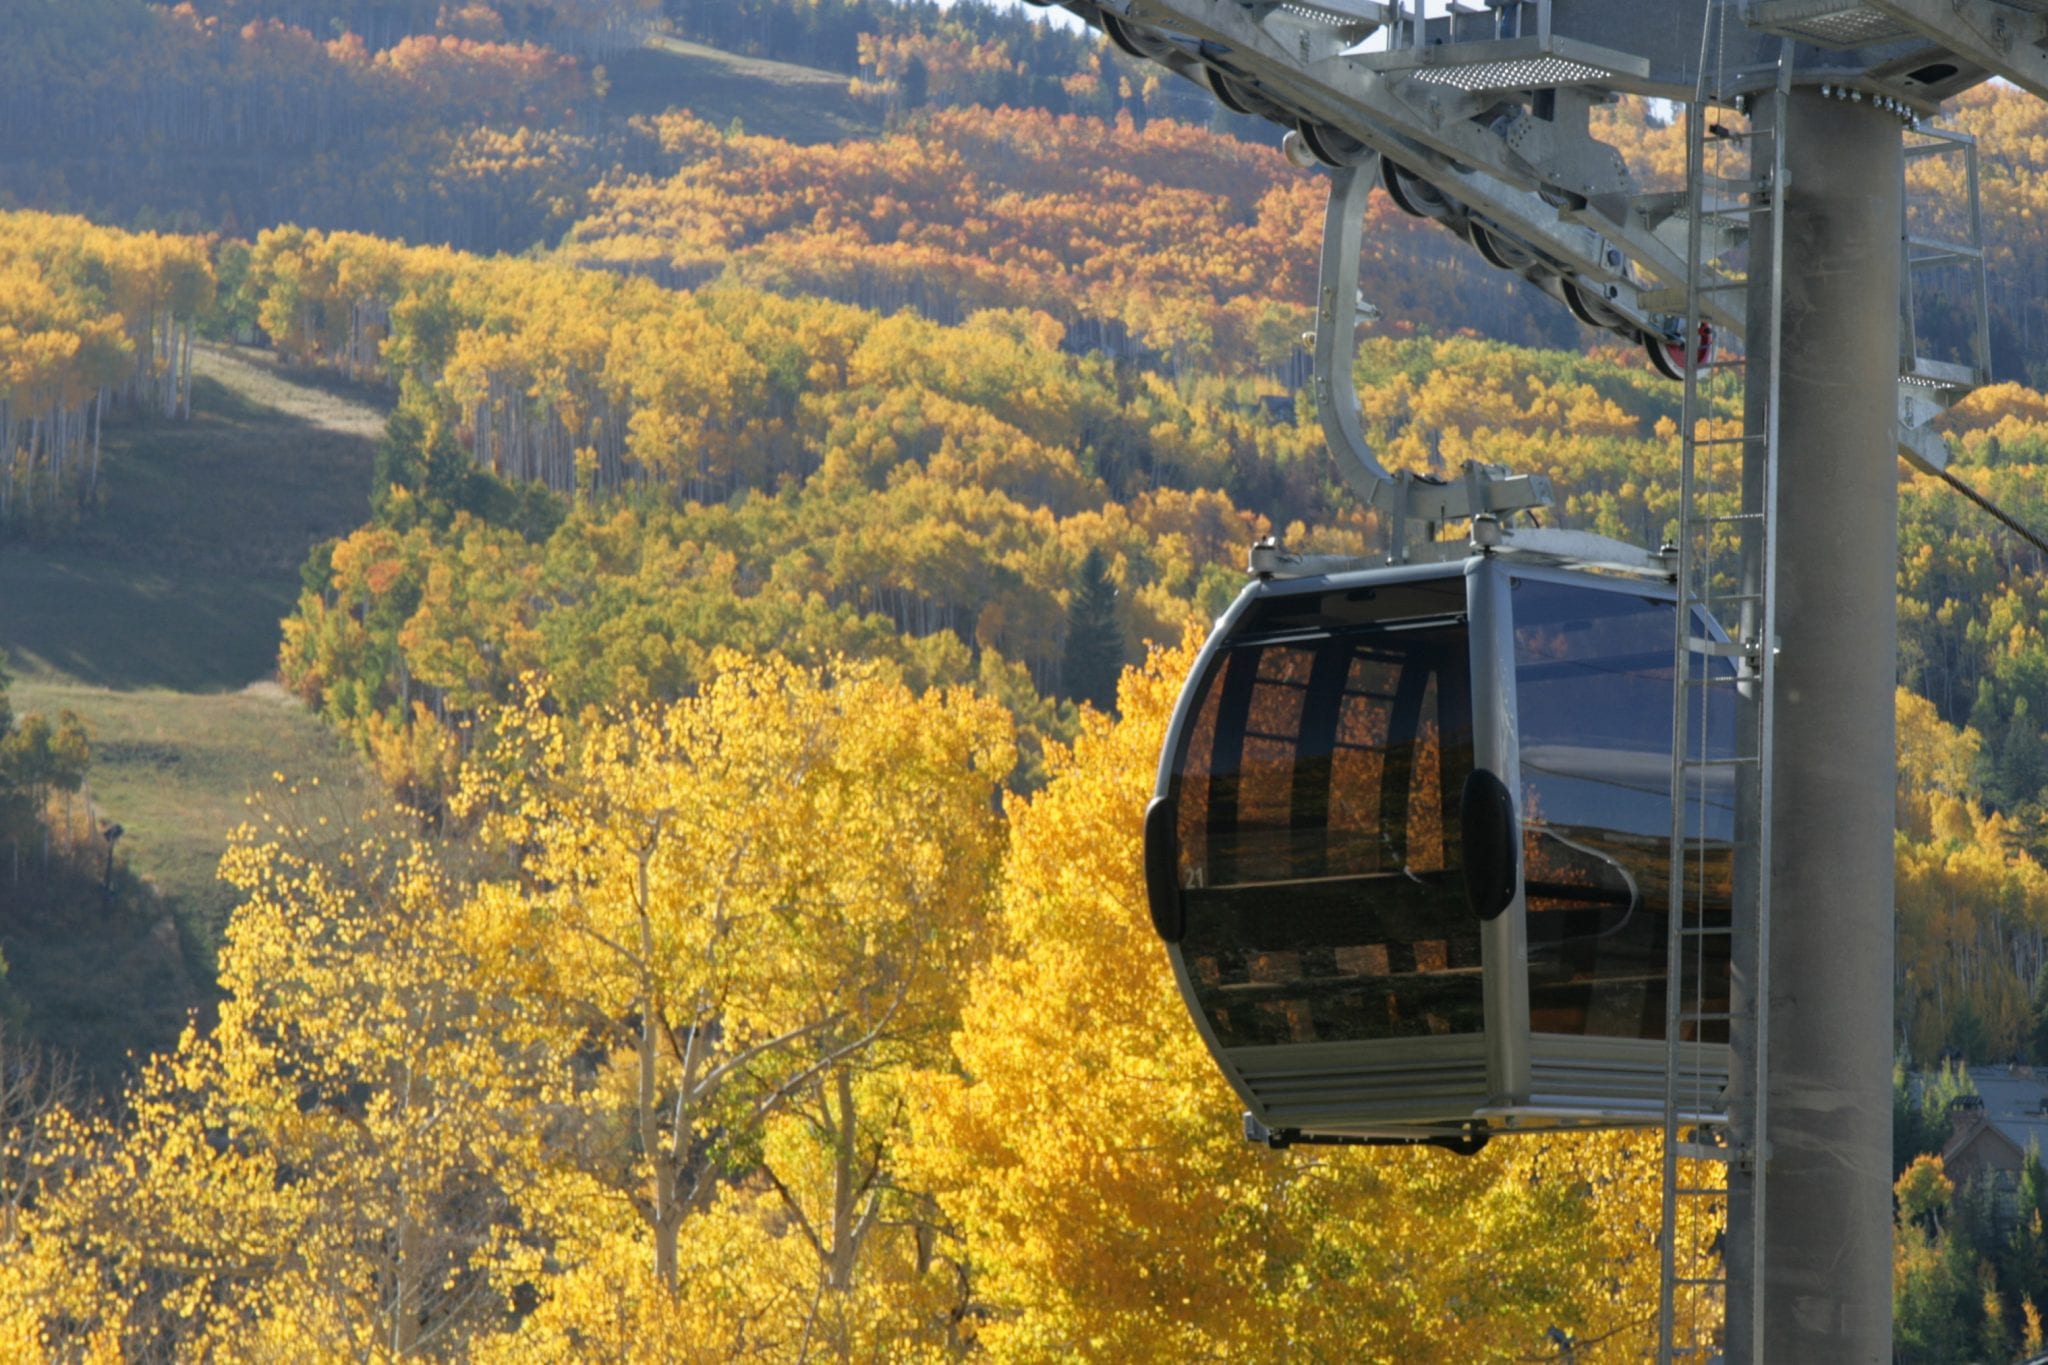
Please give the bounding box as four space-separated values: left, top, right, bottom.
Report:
1658 13 1786 1363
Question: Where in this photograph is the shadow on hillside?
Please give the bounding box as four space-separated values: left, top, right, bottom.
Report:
0 551 294 691
68 371 380 577
0 359 382 692
0 846 210 1095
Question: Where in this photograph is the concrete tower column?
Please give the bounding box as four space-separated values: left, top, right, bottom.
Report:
1741 86 1902 1361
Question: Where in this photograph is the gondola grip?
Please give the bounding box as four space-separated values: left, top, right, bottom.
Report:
1460 769 1518 921
1143 796 1184 943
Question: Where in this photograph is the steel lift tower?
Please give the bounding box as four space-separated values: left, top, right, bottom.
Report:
1049 0 2048 1357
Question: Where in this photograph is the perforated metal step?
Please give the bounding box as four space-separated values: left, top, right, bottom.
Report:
1355 34 1650 91
1745 0 1918 47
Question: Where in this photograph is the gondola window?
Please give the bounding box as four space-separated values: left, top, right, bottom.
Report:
1170 587 1480 1048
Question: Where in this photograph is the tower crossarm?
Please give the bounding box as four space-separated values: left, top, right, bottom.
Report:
1046 0 2006 523
1077 0 1742 343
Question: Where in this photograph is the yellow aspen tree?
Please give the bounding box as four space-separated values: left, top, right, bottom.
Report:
2 804 541 1358
454 652 1014 1354
910 633 1692 1362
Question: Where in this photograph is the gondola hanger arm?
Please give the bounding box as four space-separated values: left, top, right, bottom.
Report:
1313 161 1554 558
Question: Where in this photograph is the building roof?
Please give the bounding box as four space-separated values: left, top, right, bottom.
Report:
1939 1066 2048 1175
1966 1067 2048 1153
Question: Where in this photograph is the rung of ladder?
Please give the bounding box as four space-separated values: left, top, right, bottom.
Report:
1908 250 1979 271
1904 136 1965 160
1682 209 1758 231
1905 235 1985 261
1698 172 1765 195
1687 433 1766 447
1686 755 1758 768
1675 1276 1728 1288
1683 1013 1735 1026
1690 511 1765 525
1672 1186 1726 1198
1679 924 1732 937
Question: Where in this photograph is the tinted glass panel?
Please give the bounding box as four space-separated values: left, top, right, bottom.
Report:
1174 580 1478 1047
1513 579 1734 1042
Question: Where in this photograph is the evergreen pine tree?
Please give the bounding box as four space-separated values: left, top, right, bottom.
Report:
1998 696 2048 812
2029 967 2048 1064
900 54 929 111
1062 546 1122 712
2012 1144 2048 1312
1897 1057 1934 1175
370 402 476 529
1971 678 2009 800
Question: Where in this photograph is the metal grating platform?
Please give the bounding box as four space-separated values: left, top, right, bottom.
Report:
1358 34 1651 92
1412 55 1617 90
1746 1 1916 47
1274 0 1383 25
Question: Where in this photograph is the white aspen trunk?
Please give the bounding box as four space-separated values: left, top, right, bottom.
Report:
91 387 104 496
23 416 37 515
132 312 151 407
158 314 173 417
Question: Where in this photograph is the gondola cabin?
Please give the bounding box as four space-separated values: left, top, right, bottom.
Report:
1144 555 1733 1146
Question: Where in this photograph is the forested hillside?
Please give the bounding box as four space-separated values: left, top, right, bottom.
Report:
0 0 1217 255
13 74 2048 1071
0 0 614 250
559 104 1584 365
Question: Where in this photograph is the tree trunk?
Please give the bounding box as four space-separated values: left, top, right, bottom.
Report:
828 1066 859 1291
391 1197 422 1356
635 847 682 1294
90 387 105 498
